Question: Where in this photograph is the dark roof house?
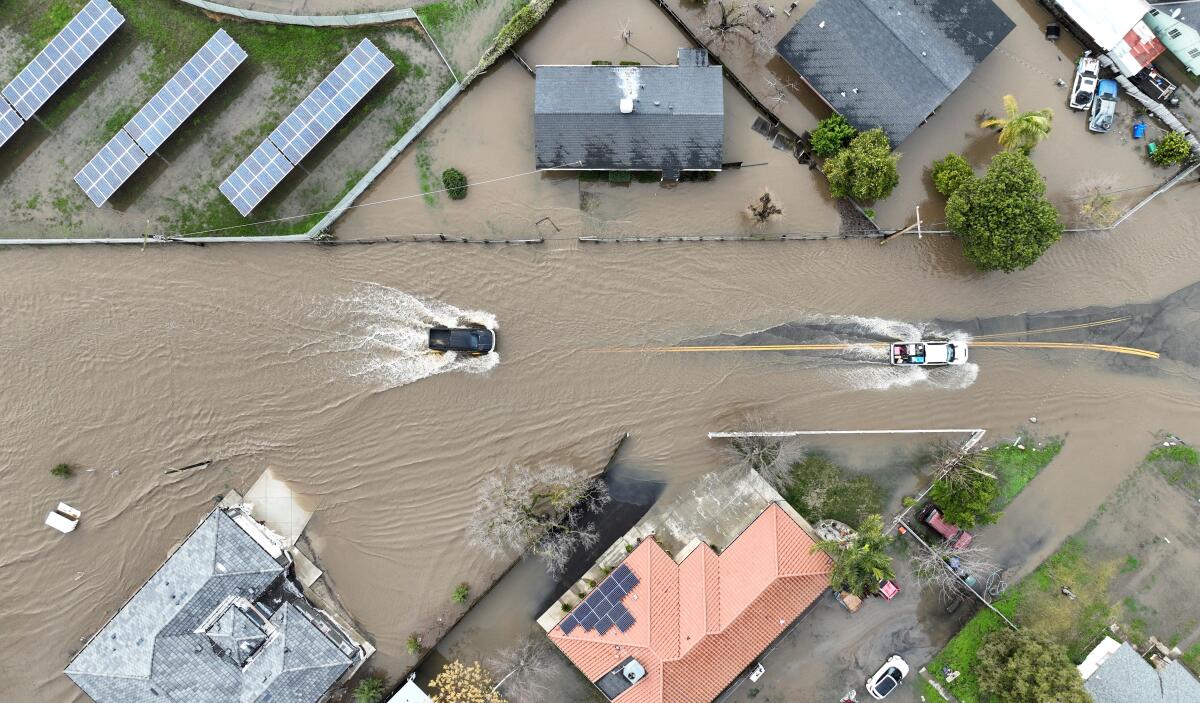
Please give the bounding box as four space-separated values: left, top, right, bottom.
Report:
775 0 1015 144
1079 637 1200 703
534 48 724 181
65 506 366 703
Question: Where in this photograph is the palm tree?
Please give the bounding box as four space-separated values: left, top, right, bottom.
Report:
980 95 1053 153
812 514 895 597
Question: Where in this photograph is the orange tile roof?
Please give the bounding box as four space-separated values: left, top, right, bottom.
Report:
548 503 833 703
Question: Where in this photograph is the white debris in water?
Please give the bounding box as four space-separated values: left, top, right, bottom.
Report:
335 284 498 389
1030 417 1038 423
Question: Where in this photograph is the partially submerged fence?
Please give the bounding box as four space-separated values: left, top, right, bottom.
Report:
176 1 416 26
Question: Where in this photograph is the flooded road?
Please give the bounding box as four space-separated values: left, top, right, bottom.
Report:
2 201 1199 698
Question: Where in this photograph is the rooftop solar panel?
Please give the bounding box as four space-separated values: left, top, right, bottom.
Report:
560 615 578 635
268 39 393 165
615 610 635 633
125 29 247 155
219 139 295 216
579 611 599 629
0 100 23 148
74 129 148 207
2 0 124 120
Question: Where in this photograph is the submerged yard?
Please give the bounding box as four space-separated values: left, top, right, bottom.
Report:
0 0 452 237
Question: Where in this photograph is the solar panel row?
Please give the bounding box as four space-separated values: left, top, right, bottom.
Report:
219 139 295 217
220 38 393 216
2 0 124 120
74 30 247 206
125 29 247 155
560 563 640 636
74 130 149 207
0 100 22 148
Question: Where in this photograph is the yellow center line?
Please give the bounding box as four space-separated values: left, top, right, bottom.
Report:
971 316 1131 339
589 340 1159 359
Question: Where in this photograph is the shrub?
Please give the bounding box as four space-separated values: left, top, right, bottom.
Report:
591 59 613 65
1151 131 1192 166
929 469 1000 529
354 677 387 703
608 170 632 184
977 629 1090 703
633 171 661 183
452 582 470 604
947 150 1062 272
51 463 73 478
442 168 468 200
619 60 641 66
406 634 422 655
931 153 974 197
810 114 857 157
823 129 900 201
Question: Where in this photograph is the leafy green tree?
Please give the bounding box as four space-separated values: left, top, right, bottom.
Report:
1151 131 1192 166
980 94 1053 153
442 168 468 199
354 677 387 703
810 114 858 157
824 129 900 201
976 629 1092 703
929 467 1000 529
811 514 895 597
931 153 974 197
947 150 1062 272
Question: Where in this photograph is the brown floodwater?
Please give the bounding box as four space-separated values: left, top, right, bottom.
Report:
4 0 1200 700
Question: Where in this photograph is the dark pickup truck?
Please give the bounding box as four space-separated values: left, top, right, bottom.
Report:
428 326 495 355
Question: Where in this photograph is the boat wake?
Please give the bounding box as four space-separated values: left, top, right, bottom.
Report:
334 284 498 389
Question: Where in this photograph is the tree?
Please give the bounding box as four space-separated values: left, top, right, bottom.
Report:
910 541 1001 600
929 467 1000 529
747 191 783 224
976 629 1091 703
704 1 759 45
946 150 1062 272
930 153 974 197
354 677 387 703
810 114 857 157
1151 130 1192 166
823 129 900 201
723 419 806 491
429 660 507 703
443 168 468 199
468 464 611 574
980 94 1053 153
486 637 556 703
811 514 895 597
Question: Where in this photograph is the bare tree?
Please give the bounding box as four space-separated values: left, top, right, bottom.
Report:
704 1 760 46
764 76 799 113
723 416 805 491
1072 175 1121 229
910 540 1001 601
747 192 783 224
927 441 997 492
468 465 611 574
486 637 557 703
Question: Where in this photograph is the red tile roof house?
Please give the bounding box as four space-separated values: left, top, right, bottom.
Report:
547 502 834 703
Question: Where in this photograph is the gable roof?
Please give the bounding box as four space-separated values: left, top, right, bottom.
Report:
1083 641 1200 703
65 508 356 703
534 52 724 179
775 0 1014 144
548 503 832 703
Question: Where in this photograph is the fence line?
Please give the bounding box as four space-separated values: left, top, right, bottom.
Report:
175 1 416 26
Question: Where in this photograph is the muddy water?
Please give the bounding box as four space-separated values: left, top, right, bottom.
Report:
2 193 1200 699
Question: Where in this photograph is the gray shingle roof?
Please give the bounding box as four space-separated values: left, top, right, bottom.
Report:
65 508 356 703
1085 642 1200 703
775 0 1014 144
534 56 724 179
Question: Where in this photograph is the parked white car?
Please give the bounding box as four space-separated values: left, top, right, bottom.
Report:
865 655 910 699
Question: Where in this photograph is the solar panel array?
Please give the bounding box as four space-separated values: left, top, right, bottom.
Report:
0 100 21 148
74 30 247 206
74 130 148 207
560 564 639 636
221 38 394 216
124 29 247 155
2 0 124 120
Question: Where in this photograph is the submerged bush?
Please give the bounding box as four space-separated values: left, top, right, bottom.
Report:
1151 131 1192 166
931 153 974 197
50 463 73 479
442 168 468 199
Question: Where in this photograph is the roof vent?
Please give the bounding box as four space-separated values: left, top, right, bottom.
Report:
620 97 634 114
623 659 646 685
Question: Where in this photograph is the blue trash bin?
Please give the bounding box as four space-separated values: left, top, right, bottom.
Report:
1133 122 1147 139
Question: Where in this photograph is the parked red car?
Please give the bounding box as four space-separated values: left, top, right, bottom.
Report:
920 505 973 549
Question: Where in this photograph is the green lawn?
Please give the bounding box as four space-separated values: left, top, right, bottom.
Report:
1145 442 1200 493
985 439 1064 506
927 594 1020 703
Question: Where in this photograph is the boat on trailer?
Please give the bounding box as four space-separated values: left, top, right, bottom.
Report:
890 340 967 366
1069 54 1101 111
